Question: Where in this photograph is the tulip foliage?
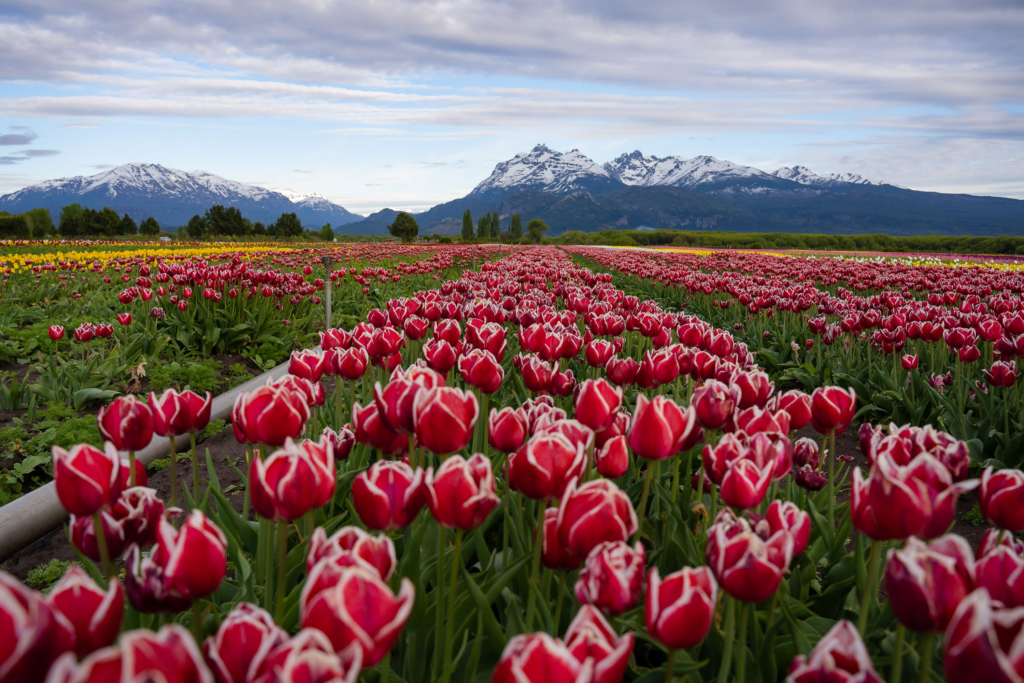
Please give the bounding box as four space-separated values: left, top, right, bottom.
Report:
6 243 1024 683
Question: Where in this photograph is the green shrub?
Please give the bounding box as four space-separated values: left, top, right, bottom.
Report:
24 559 81 592
148 359 223 394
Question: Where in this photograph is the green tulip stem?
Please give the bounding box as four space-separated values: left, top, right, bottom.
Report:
735 601 750 683
918 632 935 683
634 460 655 544
553 571 567 635
192 600 203 643
525 502 545 631
127 450 136 487
380 651 392 683
717 596 737 683
433 522 446 679
92 512 114 579
859 538 883 635
827 429 836 529
168 436 178 510
891 623 906 683
242 445 252 520
440 529 463 683
275 520 288 622
664 649 676 683
334 378 344 430
191 431 200 505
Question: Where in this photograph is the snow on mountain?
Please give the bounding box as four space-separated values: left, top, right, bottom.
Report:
0 163 363 227
470 144 619 195
604 151 772 188
772 165 872 186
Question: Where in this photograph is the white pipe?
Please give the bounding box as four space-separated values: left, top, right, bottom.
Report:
0 357 296 562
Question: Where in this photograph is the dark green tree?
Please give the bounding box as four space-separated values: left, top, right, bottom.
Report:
320 223 335 241
252 221 266 237
510 213 523 239
95 207 121 236
120 213 138 235
24 208 55 237
273 212 304 238
387 212 419 242
490 211 500 239
205 205 248 236
477 215 488 239
0 215 29 238
139 217 160 236
526 218 550 243
185 214 207 239
461 209 474 241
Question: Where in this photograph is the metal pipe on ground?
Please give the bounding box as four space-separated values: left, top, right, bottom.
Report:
0 357 296 562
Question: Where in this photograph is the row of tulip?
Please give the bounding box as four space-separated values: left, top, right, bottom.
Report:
4 245 1024 683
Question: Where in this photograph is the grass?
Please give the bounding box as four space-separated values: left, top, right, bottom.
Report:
24 558 81 592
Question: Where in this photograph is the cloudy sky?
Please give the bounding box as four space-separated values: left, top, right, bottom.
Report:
1 0 1022 214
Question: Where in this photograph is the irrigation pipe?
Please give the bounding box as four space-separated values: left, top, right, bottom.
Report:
0 356 297 562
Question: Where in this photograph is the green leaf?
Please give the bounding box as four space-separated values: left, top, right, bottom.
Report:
460 564 507 650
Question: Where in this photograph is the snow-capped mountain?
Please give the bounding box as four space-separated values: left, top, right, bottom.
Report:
604 151 774 188
470 144 620 196
0 163 363 229
772 165 869 186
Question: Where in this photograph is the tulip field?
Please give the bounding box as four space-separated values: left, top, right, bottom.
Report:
2 239 1024 683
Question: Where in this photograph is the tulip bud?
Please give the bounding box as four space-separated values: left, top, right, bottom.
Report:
980 466 1024 531
761 500 811 557
605 356 639 387
976 543 1024 608
307 526 396 581
809 386 857 435
646 566 717 650
508 432 586 501
943 589 1024 682
691 380 738 431
772 390 811 431
557 479 637 559
421 338 459 375
352 460 426 530
288 350 328 383
322 426 355 461
49 324 66 340
328 346 369 380
575 541 645 615
250 438 323 521
373 365 445 434
706 509 793 603
493 633 593 683
203 602 287 683
901 354 919 370
53 442 122 517
46 567 123 657
301 563 415 667
97 395 154 452
148 510 228 601
149 388 212 437
786 620 882 683
458 348 505 394
426 453 499 530
488 407 528 453
574 379 623 433
233 383 310 447
563 605 633 683
413 386 479 455
595 435 629 479
628 394 696 461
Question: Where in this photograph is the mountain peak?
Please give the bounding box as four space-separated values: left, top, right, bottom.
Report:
470 145 615 196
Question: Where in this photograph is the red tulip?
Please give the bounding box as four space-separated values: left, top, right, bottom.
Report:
119 457 148 489
809 386 856 435
0 572 74 681
403 315 429 341
97 395 154 452
852 453 978 540
985 361 1019 387
149 388 212 437
351 401 407 455
352 459 426 530
641 348 679 385
374 365 445 434
71 486 165 562
593 410 630 450
733 405 791 436
413 386 478 455
425 453 498 530
563 605 633 683
542 507 580 571
761 500 811 557
53 443 122 517
233 382 309 447
977 544 1024 608
250 438 322 521
422 338 459 375
49 324 65 340
772 390 812 431
627 394 696 461
691 380 738 431
301 563 414 667
574 379 623 433
521 355 557 393
458 348 505 393
508 432 587 501
646 566 717 650
46 624 212 683
433 318 461 344
585 340 615 368
488 407 529 453
885 535 975 632
980 467 1024 531
322 426 355 461
719 453 774 511
793 437 820 469
275 374 324 408
605 356 639 387
250 628 362 683
706 509 793 603
46 567 123 657
943 589 1024 682
466 321 508 360
149 510 227 601
557 479 637 559
328 346 369 380
289 349 328 383
901 354 919 371
493 633 593 683
786 620 883 683
116 313 132 326
733 369 774 409
575 541 645 615
550 369 577 397
595 436 629 479
307 526 396 581
202 603 287 683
